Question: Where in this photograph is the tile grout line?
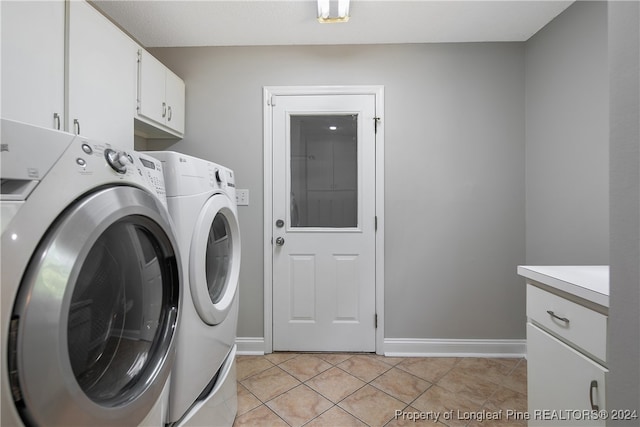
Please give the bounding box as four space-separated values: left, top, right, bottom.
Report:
294 354 397 427
300 355 440 426
236 354 527 427
286 358 371 426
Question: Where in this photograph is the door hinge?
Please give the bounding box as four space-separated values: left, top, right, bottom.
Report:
375 216 378 231
375 314 378 329
268 95 276 107
374 116 381 133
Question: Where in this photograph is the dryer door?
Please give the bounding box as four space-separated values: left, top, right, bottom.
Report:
189 193 241 325
9 186 180 426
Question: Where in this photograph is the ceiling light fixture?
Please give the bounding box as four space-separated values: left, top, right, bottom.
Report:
317 0 350 23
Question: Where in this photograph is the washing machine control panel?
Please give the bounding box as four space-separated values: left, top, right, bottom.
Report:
209 164 235 190
134 153 168 206
225 169 235 188
71 140 169 207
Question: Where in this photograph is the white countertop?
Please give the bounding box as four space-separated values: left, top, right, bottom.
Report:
517 265 609 308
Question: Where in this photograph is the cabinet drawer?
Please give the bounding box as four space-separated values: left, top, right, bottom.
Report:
527 284 607 363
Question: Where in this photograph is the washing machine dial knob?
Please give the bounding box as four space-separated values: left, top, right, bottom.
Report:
105 148 129 174
215 169 223 184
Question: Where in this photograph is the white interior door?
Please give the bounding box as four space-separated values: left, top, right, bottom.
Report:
272 94 377 352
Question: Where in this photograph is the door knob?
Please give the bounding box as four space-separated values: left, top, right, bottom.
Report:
275 237 285 246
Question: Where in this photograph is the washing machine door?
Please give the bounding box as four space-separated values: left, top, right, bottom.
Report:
189 193 241 325
9 186 180 427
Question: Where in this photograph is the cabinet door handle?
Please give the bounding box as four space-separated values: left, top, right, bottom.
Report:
73 119 80 135
589 380 599 411
53 113 61 130
162 102 167 118
167 105 172 121
546 310 570 324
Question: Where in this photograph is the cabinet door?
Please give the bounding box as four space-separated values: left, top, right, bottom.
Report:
138 49 168 127
527 323 607 426
164 69 185 134
1 0 65 130
67 1 138 148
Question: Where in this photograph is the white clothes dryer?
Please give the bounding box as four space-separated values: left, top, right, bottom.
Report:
144 151 240 426
1 119 181 427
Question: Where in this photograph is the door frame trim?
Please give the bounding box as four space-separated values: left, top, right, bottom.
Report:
263 85 385 354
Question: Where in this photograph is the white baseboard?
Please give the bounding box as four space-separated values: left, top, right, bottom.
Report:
236 337 526 358
236 337 265 355
384 338 526 358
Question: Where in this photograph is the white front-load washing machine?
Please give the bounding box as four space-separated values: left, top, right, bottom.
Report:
0 119 182 427
144 151 240 427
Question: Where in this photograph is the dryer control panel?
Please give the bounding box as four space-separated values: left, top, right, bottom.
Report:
135 152 168 207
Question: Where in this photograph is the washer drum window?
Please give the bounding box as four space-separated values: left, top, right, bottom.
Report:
205 213 231 304
190 194 241 326
9 186 180 427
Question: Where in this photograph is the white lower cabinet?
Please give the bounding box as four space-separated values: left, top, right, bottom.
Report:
527 322 607 426
525 281 608 427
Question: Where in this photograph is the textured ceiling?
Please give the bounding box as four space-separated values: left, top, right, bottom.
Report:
92 0 574 48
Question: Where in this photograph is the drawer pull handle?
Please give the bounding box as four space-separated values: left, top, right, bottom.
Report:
546 310 570 324
589 380 599 411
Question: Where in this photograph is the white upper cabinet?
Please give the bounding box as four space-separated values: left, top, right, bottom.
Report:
138 50 167 128
137 49 185 137
164 69 186 135
1 0 184 147
1 0 65 130
67 0 139 148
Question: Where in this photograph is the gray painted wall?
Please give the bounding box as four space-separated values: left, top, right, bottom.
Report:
608 0 640 420
145 0 610 344
148 42 527 340
524 0 609 265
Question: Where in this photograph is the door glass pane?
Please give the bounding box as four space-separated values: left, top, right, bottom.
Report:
68 217 177 404
206 212 232 304
290 114 357 228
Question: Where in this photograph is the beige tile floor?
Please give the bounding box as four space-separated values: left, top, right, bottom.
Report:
234 353 527 427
